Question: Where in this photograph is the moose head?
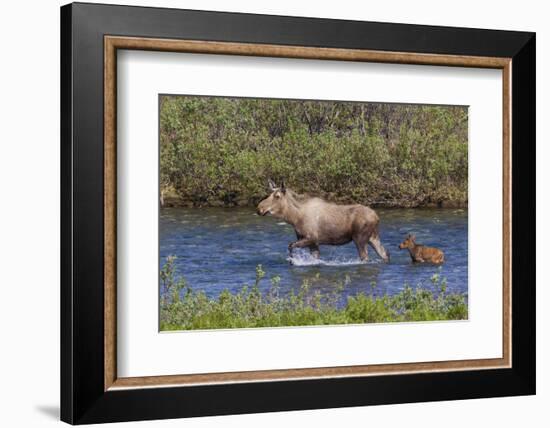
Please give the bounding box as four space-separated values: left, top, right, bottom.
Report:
256 179 288 217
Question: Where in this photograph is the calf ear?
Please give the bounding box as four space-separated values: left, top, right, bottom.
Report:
280 180 286 193
268 179 277 191
410 234 416 241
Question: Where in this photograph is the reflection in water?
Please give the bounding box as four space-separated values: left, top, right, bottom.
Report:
160 207 468 301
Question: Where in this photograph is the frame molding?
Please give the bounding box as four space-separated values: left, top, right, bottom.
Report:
62 2 535 424
103 35 512 392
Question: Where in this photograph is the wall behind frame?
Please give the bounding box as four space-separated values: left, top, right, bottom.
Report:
0 1 545 427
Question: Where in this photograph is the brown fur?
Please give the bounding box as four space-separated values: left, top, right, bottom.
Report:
257 181 389 262
398 234 444 264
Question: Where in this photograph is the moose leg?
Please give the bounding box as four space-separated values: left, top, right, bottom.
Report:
288 238 316 255
308 243 320 259
353 238 369 261
369 234 390 263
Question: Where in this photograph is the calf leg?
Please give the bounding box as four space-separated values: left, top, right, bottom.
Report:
369 234 390 263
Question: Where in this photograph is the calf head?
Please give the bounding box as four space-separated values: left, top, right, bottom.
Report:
399 234 416 249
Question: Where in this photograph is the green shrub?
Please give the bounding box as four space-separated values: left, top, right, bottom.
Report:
160 258 468 331
160 97 468 208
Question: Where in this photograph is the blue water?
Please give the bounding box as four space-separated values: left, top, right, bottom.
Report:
160 207 468 301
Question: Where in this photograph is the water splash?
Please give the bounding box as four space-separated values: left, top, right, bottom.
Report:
287 251 376 266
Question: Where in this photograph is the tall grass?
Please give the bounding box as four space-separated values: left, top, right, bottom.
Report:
160 256 468 331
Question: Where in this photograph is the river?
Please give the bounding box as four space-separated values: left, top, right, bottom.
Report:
160 207 468 301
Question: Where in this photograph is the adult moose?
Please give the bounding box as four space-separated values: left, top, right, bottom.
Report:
257 180 390 263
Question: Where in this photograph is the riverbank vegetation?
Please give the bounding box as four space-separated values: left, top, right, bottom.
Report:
160 96 468 208
160 256 467 331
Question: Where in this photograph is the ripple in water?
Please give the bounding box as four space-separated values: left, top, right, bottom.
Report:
160 207 468 301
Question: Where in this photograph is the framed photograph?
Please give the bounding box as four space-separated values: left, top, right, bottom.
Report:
60 2 535 424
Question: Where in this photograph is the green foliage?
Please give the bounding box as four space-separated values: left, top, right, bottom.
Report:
160 258 468 331
160 96 468 207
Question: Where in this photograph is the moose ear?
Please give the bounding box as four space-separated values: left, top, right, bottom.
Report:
410 234 416 241
280 180 286 193
268 179 277 191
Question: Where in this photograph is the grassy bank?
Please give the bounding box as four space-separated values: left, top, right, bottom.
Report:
160 257 468 331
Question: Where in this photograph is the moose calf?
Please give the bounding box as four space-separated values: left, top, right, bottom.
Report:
398 234 444 264
257 180 390 263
